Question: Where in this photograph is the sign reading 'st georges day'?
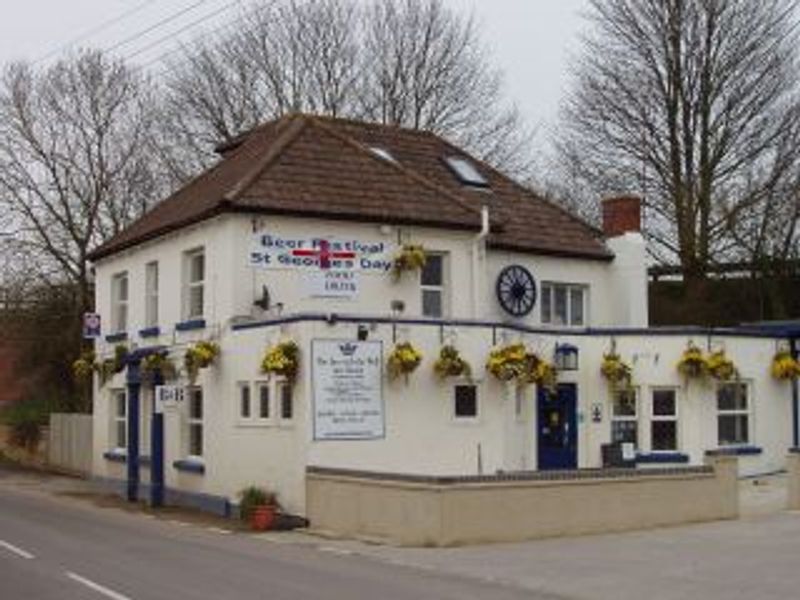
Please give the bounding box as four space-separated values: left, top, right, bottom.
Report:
312 340 384 441
250 233 394 273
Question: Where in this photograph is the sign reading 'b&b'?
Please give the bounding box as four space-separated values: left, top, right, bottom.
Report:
250 233 395 273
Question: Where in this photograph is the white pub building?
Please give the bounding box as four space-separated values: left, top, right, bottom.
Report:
88 114 798 517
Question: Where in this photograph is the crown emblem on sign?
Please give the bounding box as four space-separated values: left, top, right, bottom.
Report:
339 342 357 356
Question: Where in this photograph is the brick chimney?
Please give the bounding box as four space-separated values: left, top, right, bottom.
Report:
602 196 641 238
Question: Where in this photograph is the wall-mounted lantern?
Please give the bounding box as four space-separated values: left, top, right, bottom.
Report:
554 343 579 371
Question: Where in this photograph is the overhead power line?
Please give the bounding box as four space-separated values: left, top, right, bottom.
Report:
125 0 244 62
34 0 160 64
105 0 215 54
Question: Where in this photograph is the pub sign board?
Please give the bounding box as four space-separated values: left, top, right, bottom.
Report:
250 233 395 274
311 339 385 441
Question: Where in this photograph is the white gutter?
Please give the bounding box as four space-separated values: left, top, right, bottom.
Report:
472 206 490 318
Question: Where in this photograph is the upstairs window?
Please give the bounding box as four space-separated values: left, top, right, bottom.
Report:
183 248 205 320
421 254 446 318
111 272 129 333
145 261 159 328
541 283 586 326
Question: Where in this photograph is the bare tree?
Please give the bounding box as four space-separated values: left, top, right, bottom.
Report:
158 0 533 181
0 50 162 313
556 0 800 284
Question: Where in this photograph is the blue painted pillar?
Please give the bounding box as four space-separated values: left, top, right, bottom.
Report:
150 372 165 508
126 361 141 502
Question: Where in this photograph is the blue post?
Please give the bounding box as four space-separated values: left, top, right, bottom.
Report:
126 361 141 503
150 372 165 508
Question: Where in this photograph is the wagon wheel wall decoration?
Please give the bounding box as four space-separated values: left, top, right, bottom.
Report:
496 265 537 317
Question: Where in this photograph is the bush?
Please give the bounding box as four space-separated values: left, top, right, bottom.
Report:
0 396 58 450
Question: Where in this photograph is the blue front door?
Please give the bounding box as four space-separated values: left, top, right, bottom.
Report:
537 383 578 470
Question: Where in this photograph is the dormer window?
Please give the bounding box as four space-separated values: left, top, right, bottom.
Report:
444 156 489 188
370 146 397 163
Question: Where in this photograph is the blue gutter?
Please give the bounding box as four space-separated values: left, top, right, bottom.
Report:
231 312 790 339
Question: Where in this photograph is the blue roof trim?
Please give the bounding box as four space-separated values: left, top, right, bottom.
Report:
231 312 789 339
139 327 161 338
176 319 206 332
705 446 763 456
173 459 205 474
636 452 690 464
105 332 128 343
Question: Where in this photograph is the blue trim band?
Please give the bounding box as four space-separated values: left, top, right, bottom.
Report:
173 459 205 474
230 311 787 339
706 446 763 456
103 450 127 463
139 327 161 338
105 332 128 343
636 452 690 464
176 319 206 332
91 476 230 517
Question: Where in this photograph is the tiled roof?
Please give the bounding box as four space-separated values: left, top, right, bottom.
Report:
89 114 611 261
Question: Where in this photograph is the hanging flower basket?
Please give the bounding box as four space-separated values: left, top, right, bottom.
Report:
184 341 220 384
600 351 632 389
387 342 423 381
486 343 528 382
677 343 708 379
93 344 129 387
528 360 558 393
141 353 178 382
771 350 800 380
706 350 737 381
433 345 471 379
260 340 299 382
72 350 96 385
392 244 426 280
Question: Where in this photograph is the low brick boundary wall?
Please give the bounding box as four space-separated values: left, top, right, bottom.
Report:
306 456 739 546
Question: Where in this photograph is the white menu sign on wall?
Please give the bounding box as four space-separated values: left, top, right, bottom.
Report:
312 339 384 441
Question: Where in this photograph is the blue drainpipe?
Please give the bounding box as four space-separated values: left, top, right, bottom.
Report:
126 360 141 502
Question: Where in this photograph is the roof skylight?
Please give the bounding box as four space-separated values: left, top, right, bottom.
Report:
370 146 397 163
444 156 489 188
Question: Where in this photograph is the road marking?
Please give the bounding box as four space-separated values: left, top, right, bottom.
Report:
207 527 232 535
0 540 34 559
65 572 132 600
318 546 353 556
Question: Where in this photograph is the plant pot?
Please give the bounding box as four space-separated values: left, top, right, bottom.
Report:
250 505 276 531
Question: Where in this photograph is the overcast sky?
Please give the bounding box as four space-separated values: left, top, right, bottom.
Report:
0 0 590 133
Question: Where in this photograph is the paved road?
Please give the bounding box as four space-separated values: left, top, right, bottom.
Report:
0 474 542 600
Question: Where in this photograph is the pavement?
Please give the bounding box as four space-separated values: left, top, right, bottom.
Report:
1 463 799 599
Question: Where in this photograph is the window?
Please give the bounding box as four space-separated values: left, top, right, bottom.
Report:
112 390 127 450
184 248 205 319
238 383 251 419
611 388 638 448
187 388 203 458
717 382 750 446
145 261 159 328
651 389 678 451
541 283 587 326
444 156 489 187
111 272 129 333
257 383 271 421
421 254 446 318
278 382 293 422
454 385 478 418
